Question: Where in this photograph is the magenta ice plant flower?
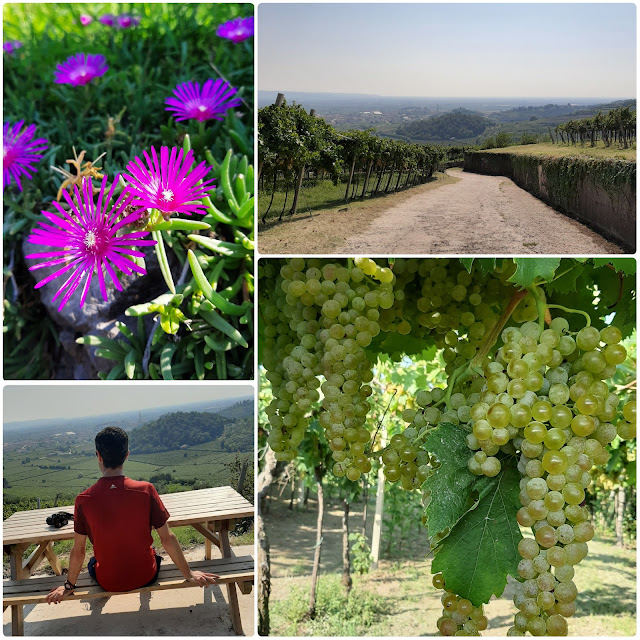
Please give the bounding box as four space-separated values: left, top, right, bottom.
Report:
3 120 49 192
79 14 93 26
123 146 215 217
98 14 115 26
165 79 242 123
117 14 140 28
3 40 23 55
54 53 108 86
25 176 156 310
217 16 254 43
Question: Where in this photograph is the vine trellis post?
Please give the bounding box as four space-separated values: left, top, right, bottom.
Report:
370 425 387 570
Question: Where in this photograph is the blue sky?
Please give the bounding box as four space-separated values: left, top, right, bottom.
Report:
3 385 253 423
259 3 636 98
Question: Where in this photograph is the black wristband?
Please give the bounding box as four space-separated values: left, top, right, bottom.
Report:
64 580 76 591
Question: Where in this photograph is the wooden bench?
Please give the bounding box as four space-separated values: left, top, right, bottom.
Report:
3 556 254 636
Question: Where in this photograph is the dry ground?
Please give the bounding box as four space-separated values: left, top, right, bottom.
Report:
264 493 636 637
257 169 623 255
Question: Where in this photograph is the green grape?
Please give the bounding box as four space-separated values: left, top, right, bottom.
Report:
576 326 600 351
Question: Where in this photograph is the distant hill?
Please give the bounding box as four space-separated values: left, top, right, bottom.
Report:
492 99 637 124
129 411 252 454
397 110 491 141
218 398 253 420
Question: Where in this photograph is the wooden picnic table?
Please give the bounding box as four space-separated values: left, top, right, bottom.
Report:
3 485 254 635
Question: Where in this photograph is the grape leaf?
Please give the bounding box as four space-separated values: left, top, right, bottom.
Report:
592 258 636 275
474 258 498 275
431 466 522 605
508 258 561 288
544 263 582 296
460 258 474 273
367 331 434 360
422 423 479 545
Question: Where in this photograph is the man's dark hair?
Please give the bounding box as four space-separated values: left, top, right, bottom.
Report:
95 426 129 469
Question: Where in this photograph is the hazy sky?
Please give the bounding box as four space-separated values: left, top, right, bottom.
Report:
3 385 253 423
259 3 636 98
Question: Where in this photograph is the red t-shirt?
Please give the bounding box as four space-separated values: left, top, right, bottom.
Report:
74 476 170 592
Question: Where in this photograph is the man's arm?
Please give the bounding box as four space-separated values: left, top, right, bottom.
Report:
156 523 219 587
46 533 87 604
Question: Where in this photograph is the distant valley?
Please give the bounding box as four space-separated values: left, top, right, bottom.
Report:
258 91 635 146
3 397 254 517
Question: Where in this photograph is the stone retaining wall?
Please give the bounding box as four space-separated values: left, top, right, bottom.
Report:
464 151 636 252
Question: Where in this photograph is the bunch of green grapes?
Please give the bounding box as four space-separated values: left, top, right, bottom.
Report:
258 259 322 461
503 319 632 636
379 385 449 488
379 259 514 375
259 257 398 481
464 319 561 478
433 573 488 636
317 258 392 482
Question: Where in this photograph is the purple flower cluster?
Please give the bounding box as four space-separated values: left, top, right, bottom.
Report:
165 79 242 123
3 40 23 55
98 13 140 28
3 120 49 192
26 177 156 310
26 147 215 307
217 16 254 43
10 8 248 309
54 53 108 86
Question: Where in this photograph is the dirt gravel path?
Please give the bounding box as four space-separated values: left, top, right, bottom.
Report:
339 169 622 254
258 170 623 255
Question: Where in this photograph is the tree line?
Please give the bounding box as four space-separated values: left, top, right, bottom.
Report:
554 106 636 148
258 100 447 222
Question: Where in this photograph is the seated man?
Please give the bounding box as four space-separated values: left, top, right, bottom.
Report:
46 426 218 603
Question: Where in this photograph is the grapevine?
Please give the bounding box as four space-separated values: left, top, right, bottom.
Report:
258 102 446 221
258 257 636 636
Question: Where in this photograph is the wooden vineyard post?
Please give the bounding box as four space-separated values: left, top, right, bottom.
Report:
361 159 373 198
298 470 306 507
257 448 277 635
370 426 386 569
345 153 357 202
275 93 284 108
289 106 316 217
616 485 626 546
289 165 305 217
341 498 352 598
361 476 368 537
308 465 325 618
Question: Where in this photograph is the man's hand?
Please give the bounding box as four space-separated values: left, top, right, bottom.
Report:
186 570 219 587
46 585 73 605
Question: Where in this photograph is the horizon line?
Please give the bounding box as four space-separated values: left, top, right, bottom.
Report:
4 395 254 426
259 89 634 101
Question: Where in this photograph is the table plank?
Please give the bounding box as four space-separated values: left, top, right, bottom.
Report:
3 486 254 547
3 487 245 525
2 495 251 530
3 557 254 591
